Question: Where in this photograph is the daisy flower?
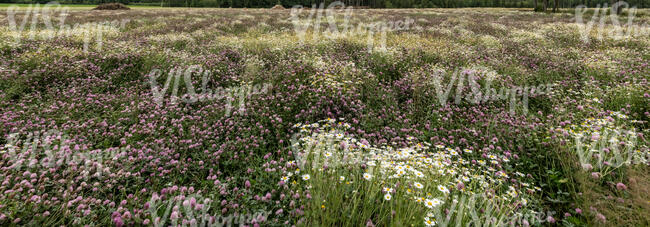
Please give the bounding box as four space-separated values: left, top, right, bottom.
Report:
413 182 424 189
424 200 434 208
437 185 449 194
302 174 310 181
281 176 289 182
363 173 372 181
431 198 443 206
339 176 345 181
424 199 441 209
424 217 436 226
397 169 406 175
384 193 392 201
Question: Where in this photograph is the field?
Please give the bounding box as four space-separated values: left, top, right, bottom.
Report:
0 6 649 226
0 3 163 10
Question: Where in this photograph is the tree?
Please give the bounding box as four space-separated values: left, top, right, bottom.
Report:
611 0 623 15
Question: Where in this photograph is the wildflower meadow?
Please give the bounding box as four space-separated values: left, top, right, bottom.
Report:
0 1 648 226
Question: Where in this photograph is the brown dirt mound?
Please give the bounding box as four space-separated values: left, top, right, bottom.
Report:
93 3 130 10
271 5 285 10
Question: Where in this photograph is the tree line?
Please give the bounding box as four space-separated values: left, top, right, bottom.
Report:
1 0 647 9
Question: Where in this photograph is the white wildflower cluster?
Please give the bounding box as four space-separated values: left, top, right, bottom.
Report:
287 119 540 226
557 111 649 174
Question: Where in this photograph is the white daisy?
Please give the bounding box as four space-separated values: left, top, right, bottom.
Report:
384 193 392 201
413 182 424 189
302 174 310 181
437 185 449 194
363 173 372 181
424 199 435 209
424 217 436 226
424 199 442 209
431 198 443 206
